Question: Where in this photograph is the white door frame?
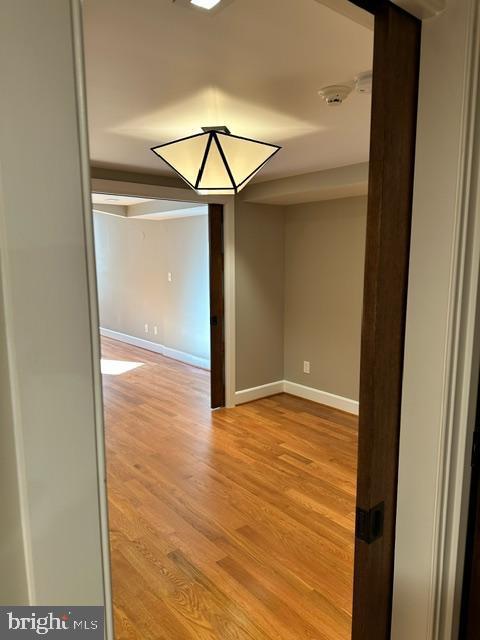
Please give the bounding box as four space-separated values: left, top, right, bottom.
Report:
391 0 480 637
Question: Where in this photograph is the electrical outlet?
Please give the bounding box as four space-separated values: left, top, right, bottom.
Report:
144 323 149 334
303 361 310 374
167 272 173 282
154 325 158 336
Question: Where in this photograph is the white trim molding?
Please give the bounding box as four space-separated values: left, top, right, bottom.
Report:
283 381 359 415
100 328 210 370
235 380 359 415
430 1 480 636
392 1 480 638
235 381 285 404
71 1 114 635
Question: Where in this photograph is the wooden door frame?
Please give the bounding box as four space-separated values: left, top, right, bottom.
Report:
345 1 421 638
459 372 480 638
208 204 226 408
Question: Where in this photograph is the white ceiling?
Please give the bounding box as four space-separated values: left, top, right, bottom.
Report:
91 193 153 206
92 193 207 219
83 0 373 183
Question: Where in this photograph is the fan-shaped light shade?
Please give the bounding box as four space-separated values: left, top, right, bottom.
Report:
151 129 281 195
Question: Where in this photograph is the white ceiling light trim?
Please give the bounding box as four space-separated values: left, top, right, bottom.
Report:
151 127 281 195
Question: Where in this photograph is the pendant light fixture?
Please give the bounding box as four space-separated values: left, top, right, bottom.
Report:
151 127 281 195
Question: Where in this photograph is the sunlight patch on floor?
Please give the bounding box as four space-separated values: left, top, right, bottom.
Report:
101 358 144 376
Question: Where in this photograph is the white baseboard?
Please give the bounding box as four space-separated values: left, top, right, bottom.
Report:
235 379 359 415
235 381 284 404
100 328 210 370
283 380 359 415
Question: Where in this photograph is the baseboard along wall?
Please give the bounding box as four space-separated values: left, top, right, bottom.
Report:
101 328 357 412
235 379 359 415
100 328 211 370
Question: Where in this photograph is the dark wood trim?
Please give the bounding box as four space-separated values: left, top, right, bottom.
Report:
208 204 226 409
460 455 480 639
352 3 421 639
347 0 383 14
459 376 480 638
348 0 420 21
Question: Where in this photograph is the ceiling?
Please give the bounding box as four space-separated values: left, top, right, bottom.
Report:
83 0 373 183
91 193 154 206
92 193 207 219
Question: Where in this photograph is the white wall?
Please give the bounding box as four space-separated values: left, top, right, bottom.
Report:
93 212 210 364
0 0 109 619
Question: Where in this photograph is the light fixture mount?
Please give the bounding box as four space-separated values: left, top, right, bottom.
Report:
201 126 231 134
151 127 281 196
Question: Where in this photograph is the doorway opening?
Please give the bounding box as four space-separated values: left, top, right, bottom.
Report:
92 194 226 410
83 0 421 637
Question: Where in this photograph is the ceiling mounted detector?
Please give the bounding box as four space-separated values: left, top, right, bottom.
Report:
318 70 372 106
318 84 353 106
355 70 373 94
151 126 281 195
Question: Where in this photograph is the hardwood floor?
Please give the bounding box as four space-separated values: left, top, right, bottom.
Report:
101 336 358 640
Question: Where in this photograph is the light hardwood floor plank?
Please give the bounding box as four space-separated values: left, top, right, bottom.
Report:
101 336 357 640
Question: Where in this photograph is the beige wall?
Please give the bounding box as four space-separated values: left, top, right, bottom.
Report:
284 196 367 400
235 196 366 400
0 0 108 609
235 201 285 390
93 212 210 361
0 264 28 602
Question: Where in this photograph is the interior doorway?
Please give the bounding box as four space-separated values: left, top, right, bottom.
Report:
82 0 421 637
92 194 226 410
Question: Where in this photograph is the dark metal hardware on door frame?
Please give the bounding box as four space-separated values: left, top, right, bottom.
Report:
355 502 385 544
472 430 480 467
